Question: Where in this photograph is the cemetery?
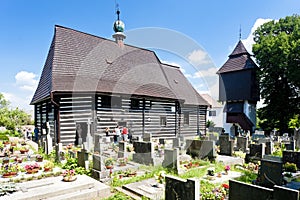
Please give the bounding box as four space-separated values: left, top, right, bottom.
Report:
0 128 299 200
0 4 299 199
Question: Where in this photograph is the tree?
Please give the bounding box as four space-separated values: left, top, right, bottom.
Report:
253 15 300 134
0 93 33 131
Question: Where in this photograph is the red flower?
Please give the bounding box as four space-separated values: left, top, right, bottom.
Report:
222 183 229 189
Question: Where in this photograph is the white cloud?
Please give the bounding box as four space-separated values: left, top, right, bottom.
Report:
193 67 218 78
187 49 210 66
2 92 33 113
15 71 38 92
242 18 273 53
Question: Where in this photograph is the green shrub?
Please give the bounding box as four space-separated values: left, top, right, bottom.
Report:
284 162 297 173
235 170 257 184
0 134 9 141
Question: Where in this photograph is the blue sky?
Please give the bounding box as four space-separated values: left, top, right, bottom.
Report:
1 0 299 114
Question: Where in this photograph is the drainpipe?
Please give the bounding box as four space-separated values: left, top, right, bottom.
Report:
50 92 60 143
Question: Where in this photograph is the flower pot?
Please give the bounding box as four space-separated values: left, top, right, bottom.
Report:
106 165 113 169
36 157 43 162
2 172 17 178
20 149 28 154
26 168 39 174
62 176 77 182
3 159 9 164
44 167 52 172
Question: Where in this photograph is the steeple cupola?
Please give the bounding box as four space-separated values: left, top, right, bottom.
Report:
112 9 126 47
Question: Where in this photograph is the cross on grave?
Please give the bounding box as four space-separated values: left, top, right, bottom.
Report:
84 119 94 152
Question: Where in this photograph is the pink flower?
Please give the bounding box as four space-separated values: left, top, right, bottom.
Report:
62 169 76 177
224 165 230 171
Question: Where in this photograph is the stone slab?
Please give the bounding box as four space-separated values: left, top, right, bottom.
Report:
123 178 164 199
5 175 110 200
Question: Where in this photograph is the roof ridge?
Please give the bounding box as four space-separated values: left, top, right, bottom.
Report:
54 24 157 54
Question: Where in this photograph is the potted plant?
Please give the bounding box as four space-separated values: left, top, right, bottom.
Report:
283 172 293 183
117 157 128 166
20 146 29 154
25 162 40 174
104 157 114 169
43 161 54 172
36 154 43 162
62 169 76 182
3 157 10 164
125 168 137 177
1 164 19 178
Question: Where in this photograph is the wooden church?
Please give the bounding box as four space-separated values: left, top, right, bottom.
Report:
30 12 210 145
217 40 260 134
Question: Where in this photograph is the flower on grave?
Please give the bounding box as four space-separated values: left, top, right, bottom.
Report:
155 170 166 184
62 169 76 178
117 157 128 166
25 162 40 170
224 165 230 171
222 183 229 189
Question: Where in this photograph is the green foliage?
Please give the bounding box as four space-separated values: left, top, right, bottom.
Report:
289 114 300 129
61 156 90 176
0 133 9 141
253 15 300 134
0 93 33 131
235 170 257 184
272 144 283 157
206 120 216 128
103 191 134 200
284 162 297 172
111 165 165 187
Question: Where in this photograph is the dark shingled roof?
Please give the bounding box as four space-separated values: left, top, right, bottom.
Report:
31 25 209 106
217 40 258 74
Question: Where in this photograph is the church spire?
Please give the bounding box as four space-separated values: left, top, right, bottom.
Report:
112 6 126 47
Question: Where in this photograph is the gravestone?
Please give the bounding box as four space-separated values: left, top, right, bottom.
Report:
172 137 180 148
132 141 154 165
162 148 179 173
282 151 300 169
143 132 152 142
237 136 249 152
294 129 300 149
118 141 126 158
259 157 283 188
285 140 296 151
265 141 274 155
208 132 218 142
93 154 102 171
55 143 63 162
250 143 265 159
165 175 199 200
78 149 89 168
84 119 94 152
94 133 101 153
229 180 299 200
186 139 216 160
229 180 273 200
258 138 271 144
273 185 299 200
219 134 234 156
